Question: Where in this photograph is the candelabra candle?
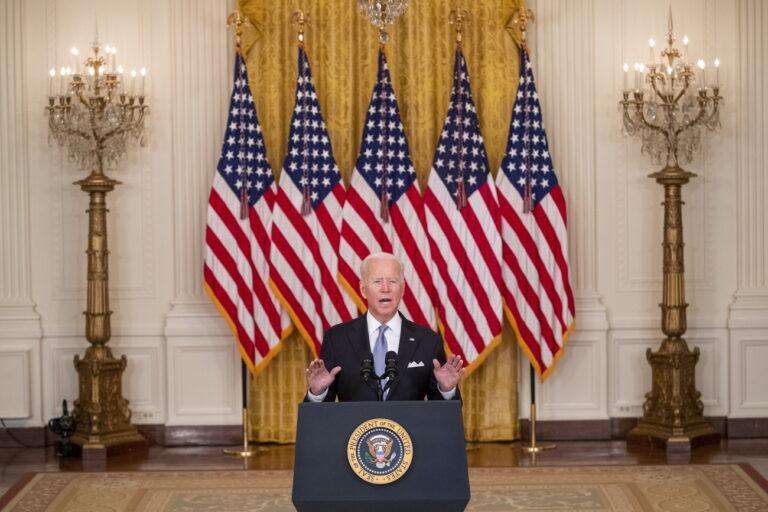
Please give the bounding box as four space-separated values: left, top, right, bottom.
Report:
46 41 149 172
649 38 655 64
714 58 720 85
623 63 629 90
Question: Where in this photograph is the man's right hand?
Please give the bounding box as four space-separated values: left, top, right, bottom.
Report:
306 359 341 396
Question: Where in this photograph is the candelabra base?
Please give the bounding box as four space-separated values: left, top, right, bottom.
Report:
626 337 720 453
70 345 148 461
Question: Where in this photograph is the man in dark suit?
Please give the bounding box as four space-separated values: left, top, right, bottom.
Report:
305 252 463 402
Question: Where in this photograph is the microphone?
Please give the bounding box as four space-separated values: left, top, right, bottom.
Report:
384 351 399 381
360 357 374 383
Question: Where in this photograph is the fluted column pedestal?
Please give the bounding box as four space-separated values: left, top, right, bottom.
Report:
628 166 719 453
70 171 147 460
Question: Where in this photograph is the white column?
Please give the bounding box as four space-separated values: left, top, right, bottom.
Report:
163 0 242 425
164 0 231 323
523 0 609 420
0 0 42 425
728 0 768 418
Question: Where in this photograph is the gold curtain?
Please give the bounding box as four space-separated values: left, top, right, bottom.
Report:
244 0 522 443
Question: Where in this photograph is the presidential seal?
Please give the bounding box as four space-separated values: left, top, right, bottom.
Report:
347 418 413 484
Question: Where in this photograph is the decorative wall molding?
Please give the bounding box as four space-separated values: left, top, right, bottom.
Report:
520 332 609 421
0 0 42 340
41 336 166 424
729 0 768 329
0 340 41 426
0 348 32 419
166 0 231 312
608 327 729 418
165 336 241 425
729 331 768 417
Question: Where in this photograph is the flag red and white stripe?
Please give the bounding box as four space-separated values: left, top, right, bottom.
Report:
496 45 575 380
204 52 291 375
338 49 435 328
270 47 356 356
424 48 503 371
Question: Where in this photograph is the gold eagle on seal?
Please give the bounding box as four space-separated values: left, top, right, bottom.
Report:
366 434 395 468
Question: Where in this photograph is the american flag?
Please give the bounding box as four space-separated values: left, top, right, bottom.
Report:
339 49 435 328
496 45 575 380
424 48 503 370
204 52 291 375
270 46 356 356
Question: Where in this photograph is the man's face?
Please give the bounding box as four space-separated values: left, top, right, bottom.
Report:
359 258 405 323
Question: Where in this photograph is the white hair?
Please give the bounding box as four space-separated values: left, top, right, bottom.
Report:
360 252 404 281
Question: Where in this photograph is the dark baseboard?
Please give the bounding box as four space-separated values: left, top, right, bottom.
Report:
0 427 49 448
520 416 730 441
727 417 768 438
159 425 243 446
519 419 612 441
2 417 765 447
0 424 242 448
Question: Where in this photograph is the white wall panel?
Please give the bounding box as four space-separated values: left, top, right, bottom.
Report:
0 348 32 419
111 337 166 424
0 340 41 426
42 336 165 423
609 328 728 417
540 334 608 420
166 336 241 425
42 339 80 420
730 332 768 417
741 342 768 408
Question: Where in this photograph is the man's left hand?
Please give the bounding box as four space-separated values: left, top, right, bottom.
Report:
433 355 464 392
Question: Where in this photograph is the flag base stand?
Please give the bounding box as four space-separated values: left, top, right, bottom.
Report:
223 408 268 457
515 365 556 455
519 404 556 453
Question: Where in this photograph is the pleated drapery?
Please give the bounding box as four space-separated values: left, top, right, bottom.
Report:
242 0 523 443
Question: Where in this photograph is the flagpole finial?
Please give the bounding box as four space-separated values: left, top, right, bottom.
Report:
449 10 469 46
227 11 252 52
292 10 309 47
510 7 535 43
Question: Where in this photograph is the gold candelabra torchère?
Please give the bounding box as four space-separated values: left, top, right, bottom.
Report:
46 37 149 458
620 11 722 451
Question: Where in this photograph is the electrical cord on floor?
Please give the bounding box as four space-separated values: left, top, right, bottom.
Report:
0 418 45 448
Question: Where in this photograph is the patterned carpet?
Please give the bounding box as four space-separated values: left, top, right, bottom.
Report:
2 465 768 511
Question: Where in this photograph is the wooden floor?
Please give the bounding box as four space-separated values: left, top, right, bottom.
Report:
2 439 767 497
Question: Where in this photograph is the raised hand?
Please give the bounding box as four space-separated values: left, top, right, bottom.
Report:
432 355 464 393
306 358 341 396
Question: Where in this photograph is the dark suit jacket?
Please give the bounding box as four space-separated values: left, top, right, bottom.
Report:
308 313 461 402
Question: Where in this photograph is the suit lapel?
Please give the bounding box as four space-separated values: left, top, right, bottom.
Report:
387 313 421 398
346 315 370 361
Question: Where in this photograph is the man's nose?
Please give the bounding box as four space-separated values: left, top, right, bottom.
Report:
381 281 390 291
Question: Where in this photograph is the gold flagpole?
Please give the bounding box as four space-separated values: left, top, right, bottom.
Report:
222 11 267 459
506 5 556 457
